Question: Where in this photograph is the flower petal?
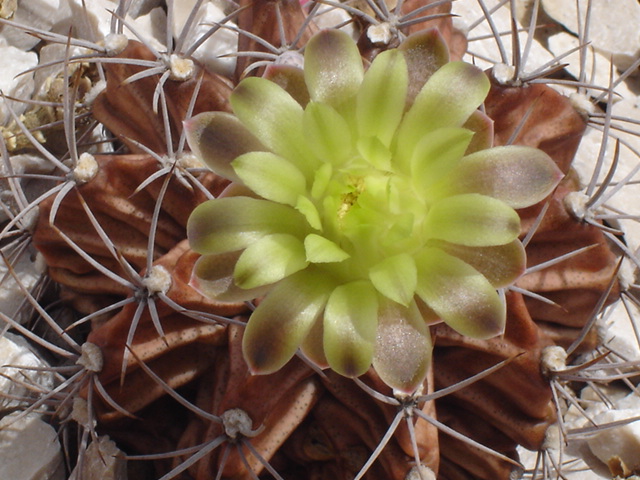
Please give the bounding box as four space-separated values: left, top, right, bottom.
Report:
323 281 378 377
356 48 408 147
415 247 506 339
304 234 350 263
304 29 364 108
192 251 270 302
369 253 417 306
188 197 307 254
232 151 307 206
427 239 526 288
433 145 564 208
373 298 432 394
463 110 494 153
300 317 329 369
242 270 334 374
234 233 308 289
231 77 317 177
303 101 353 164
398 28 450 105
184 111 264 182
395 61 489 167
410 127 473 189
424 194 520 247
263 63 310 107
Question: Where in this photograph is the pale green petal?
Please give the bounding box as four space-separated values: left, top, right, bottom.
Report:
192 251 270 303
234 233 308 289
410 127 474 188
303 102 353 163
295 196 322 231
188 197 307 254
356 48 408 147
428 239 526 288
369 253 417 306
305 234 350 263
373 298 432 394
242 270 334 374
323 281 378 377
424 194 520 247
431 145 564 208
231 77 317 177
184 112 264 182
415 247 506 339
304 29 364 108
232 151 307 206
395 61 489 167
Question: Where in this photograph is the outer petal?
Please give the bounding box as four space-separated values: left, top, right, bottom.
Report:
415 247 506 339
398 28 450 105
184 112 264 183
323 281 378 377
424 194 521 247
356 48 408 147
395 61 489 167
234 233 308 289
372 298 432 394
427 239 526 288
188 197 308 255
242 269 334 374
192 251 271 303
231 77 317 177
304 29 364 108
431 145 564 208
232 151 307 206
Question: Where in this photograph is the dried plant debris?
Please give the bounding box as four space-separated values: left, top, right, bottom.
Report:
0 1 639 479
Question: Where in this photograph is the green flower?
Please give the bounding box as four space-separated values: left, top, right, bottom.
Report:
185 29 562 393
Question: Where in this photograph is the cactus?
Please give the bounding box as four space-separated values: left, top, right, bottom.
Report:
0 1 638 480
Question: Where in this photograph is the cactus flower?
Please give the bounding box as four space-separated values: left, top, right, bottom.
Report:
185 29 563 393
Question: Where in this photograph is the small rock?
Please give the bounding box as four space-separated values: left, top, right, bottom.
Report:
0 44 37 124
0 333 54 407
587 401 640 477
541 0 640 72
0 413 65 480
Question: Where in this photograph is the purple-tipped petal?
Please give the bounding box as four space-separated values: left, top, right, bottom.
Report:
415 247 506 339
323 281 378 378
192 251 271 302
398 28 450 105
427 239 526 288
372 298 432 394
188 197 308 255
304 29 364 108
433 145 564 208
263 63 310 107
242 270 334 374
463 110 494 154
184 112 264 182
